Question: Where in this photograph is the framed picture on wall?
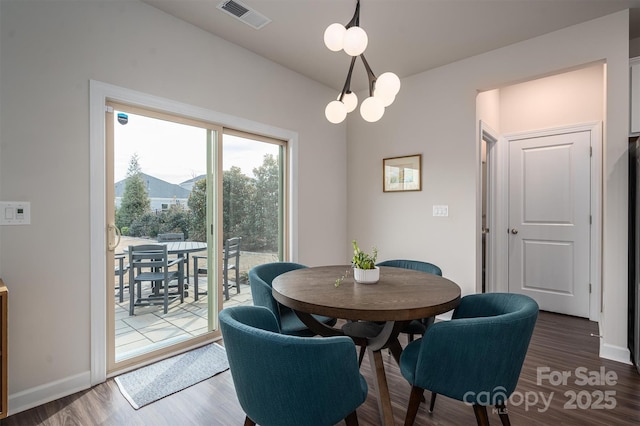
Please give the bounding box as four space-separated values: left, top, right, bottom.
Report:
383 154 422 192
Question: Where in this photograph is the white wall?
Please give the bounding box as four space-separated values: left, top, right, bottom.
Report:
0 0 347 413
476 63 604 317
0 0 633 415
348 11 629 362
499 63 604 133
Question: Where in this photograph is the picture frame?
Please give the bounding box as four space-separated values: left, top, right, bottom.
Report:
383 154 422 192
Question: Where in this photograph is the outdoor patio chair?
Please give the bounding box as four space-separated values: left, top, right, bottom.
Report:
192 237 242 301
114 253 129 303
400 293 539 426
219 305 368 426
156 232 185 242
157 232 192 284
128 244 184 315
249 262 337 336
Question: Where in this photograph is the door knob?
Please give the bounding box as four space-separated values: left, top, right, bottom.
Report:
510 228 518 234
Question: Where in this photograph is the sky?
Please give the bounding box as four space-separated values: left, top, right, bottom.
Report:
114 111 279 184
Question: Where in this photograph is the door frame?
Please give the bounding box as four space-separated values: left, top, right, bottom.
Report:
89 80 299 385
488 121 602 322
106 101 223 374
478 121 500 295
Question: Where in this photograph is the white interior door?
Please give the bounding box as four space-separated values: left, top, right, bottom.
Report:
508 130 591 317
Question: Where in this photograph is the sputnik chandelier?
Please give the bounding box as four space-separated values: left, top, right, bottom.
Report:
324 0 400 124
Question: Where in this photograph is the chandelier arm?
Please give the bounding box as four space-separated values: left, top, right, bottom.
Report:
345 0 360 29
360 54 377 97
339 56 358 101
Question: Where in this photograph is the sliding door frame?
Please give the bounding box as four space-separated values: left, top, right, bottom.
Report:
105 100 223 374
89 80 299 384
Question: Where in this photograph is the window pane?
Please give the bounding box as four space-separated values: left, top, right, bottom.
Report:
222 133 282 285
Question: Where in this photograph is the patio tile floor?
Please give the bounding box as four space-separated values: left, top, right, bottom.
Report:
114 277 253 361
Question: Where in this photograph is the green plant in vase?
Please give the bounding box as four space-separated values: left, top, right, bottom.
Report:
335 240 378 287
351 239 378 270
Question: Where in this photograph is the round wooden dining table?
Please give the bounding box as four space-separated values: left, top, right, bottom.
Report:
272 265 461 426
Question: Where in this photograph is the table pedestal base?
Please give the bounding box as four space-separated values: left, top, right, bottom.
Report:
369 347 395 425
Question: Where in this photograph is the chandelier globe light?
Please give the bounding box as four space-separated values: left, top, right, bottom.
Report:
343 26 368 56
323 0 400 123
360 96 385 122
341 91 358 113
374 72 401 99
325 100 348 124
324 23 346 52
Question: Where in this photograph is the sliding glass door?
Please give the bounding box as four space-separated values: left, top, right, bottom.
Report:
106 102 220 372
105 102 288 374
222 130 286 274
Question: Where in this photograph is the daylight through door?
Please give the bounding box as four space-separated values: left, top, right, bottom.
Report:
105 102 287 373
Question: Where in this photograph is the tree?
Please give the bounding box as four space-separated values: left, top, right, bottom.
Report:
159 203 190 237
249 154 279 252
188 179 207 242
116 153 150 230
185 155 280 251
224 166 254 243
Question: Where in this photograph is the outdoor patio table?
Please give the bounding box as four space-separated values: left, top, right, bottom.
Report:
272 265 461 426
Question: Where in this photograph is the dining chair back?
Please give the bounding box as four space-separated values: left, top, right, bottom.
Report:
219 305 367 426
399 292 539 426
377 259 442 341
249 262 336 336
344 259 444 365
128 244 184 315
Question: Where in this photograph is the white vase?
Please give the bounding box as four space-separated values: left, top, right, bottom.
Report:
353 266 380 284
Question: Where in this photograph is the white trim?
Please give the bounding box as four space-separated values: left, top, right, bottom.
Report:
478 121 500 294
599 343 632 365
499 122 603 322
589 122 603 323
8 371 90 416
89 81 108 386
494 134 510 293
599 320 632 364
89 80 299 385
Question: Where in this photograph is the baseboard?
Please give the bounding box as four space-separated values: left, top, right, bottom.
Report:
596 321 632 365
600 342 632 365
7 371 91 416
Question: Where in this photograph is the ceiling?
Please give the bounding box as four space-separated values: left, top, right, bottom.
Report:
142 0 640 92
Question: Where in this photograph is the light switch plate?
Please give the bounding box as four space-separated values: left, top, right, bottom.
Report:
432 205 449 217
0 201 31 225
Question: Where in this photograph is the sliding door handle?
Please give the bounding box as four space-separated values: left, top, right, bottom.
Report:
107 223 121 251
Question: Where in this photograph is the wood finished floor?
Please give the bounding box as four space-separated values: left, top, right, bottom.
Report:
2 311 639 425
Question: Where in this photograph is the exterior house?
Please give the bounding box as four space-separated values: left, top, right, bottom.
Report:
0 0 637 417
115 172 192 212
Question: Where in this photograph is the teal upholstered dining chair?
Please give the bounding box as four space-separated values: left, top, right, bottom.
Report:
344 259 443 366
249 262 336 336
399 293 539 426
376 259 443 341
219 305 368 426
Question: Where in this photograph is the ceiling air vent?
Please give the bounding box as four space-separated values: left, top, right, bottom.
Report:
217 0 271 30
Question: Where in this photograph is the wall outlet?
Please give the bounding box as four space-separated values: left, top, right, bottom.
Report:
433 205 449 217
